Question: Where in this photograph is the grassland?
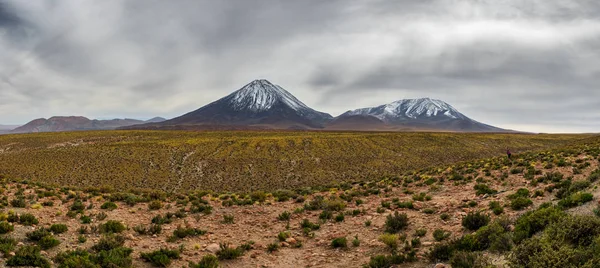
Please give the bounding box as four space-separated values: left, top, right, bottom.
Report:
0 130 592 193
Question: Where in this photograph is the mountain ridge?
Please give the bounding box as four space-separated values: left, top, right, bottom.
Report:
11 116 166 134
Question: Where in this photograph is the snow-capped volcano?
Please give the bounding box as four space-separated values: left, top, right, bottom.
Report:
148 79 332 129
343 98 467 121
337 98 506 132
228 79 311 112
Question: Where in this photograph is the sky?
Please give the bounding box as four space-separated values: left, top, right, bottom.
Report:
0 0 599 133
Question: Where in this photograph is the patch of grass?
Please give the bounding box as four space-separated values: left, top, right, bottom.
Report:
433 229 451 241
277 211 291 221
558 192 594 209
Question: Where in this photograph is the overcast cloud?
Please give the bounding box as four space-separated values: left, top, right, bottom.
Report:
1 0 599 133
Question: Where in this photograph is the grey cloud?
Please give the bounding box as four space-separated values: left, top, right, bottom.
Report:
0 0 599 132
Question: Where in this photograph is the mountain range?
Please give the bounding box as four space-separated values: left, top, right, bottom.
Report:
10 116 166 134
7 79 510 133
124 79 509 132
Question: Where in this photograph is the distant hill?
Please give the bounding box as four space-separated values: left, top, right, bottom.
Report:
11 116 165 133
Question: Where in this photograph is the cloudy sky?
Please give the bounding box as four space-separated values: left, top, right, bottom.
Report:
1 0 599 133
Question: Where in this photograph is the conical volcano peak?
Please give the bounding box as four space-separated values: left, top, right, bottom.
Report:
228 79 310 112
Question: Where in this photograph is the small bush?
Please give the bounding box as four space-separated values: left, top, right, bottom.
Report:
101 202 118 210
385 212 409 233
19 213 39 226
0 236 16 255
53 249 96 268
365 254 406 268
462 211 490 231
277 211 291 221
474 184 497 195
171 226 206 240
222 215 234 224
415 229 427 237
440 213 450 221
216 243 244 260
71 200 85 211
38 235 60 249
6 245 51 268
558 192 594 209
10 198 26 208
433 229 451 241
188 254 219 268
141 248 180 267
266 242 279 253
331 237 347 248
0 221 14 234
489 201 504 215
100 220 126 234
50 223 68 234
378 233 398 250
92 235 126 251
148 200 163 210
510 197 533 210
513 205 566 243
94 246 133 268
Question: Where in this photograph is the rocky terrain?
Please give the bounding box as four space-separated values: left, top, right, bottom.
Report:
0 136 598 267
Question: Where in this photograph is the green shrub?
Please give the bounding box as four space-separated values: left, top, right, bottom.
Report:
365 254 406 268
71 200 85 211
53 250 97 268
415 229 427 237
513 206 566 243
100 220 126 234
0 221 14 234
188 254 219 268
474 184 497 195
277 231 290 242
378 233 398 249
428 242 454 262
433 229 451 241
331 237 347 248
6 245 51 268
171 226 206 240
50 223 68 234
216 243 244 260
10 198 26 208
100 202 118 210
300 219 320 230
93 246 133 268
133 224 162 235
462 212 490 231
510 197 533 210
558 192 594 209
334 213 345 222
222 215 234 224
92 235 126 251
266 242 279 253
26 228 52 241
385 212 409 233
0 236 16 255
440 213 450 221
148 200 163 210
277 211 291 221
38 235 60 249
19 213 39 226
450 251 487 268
140 248 180 267
489 201 504 215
